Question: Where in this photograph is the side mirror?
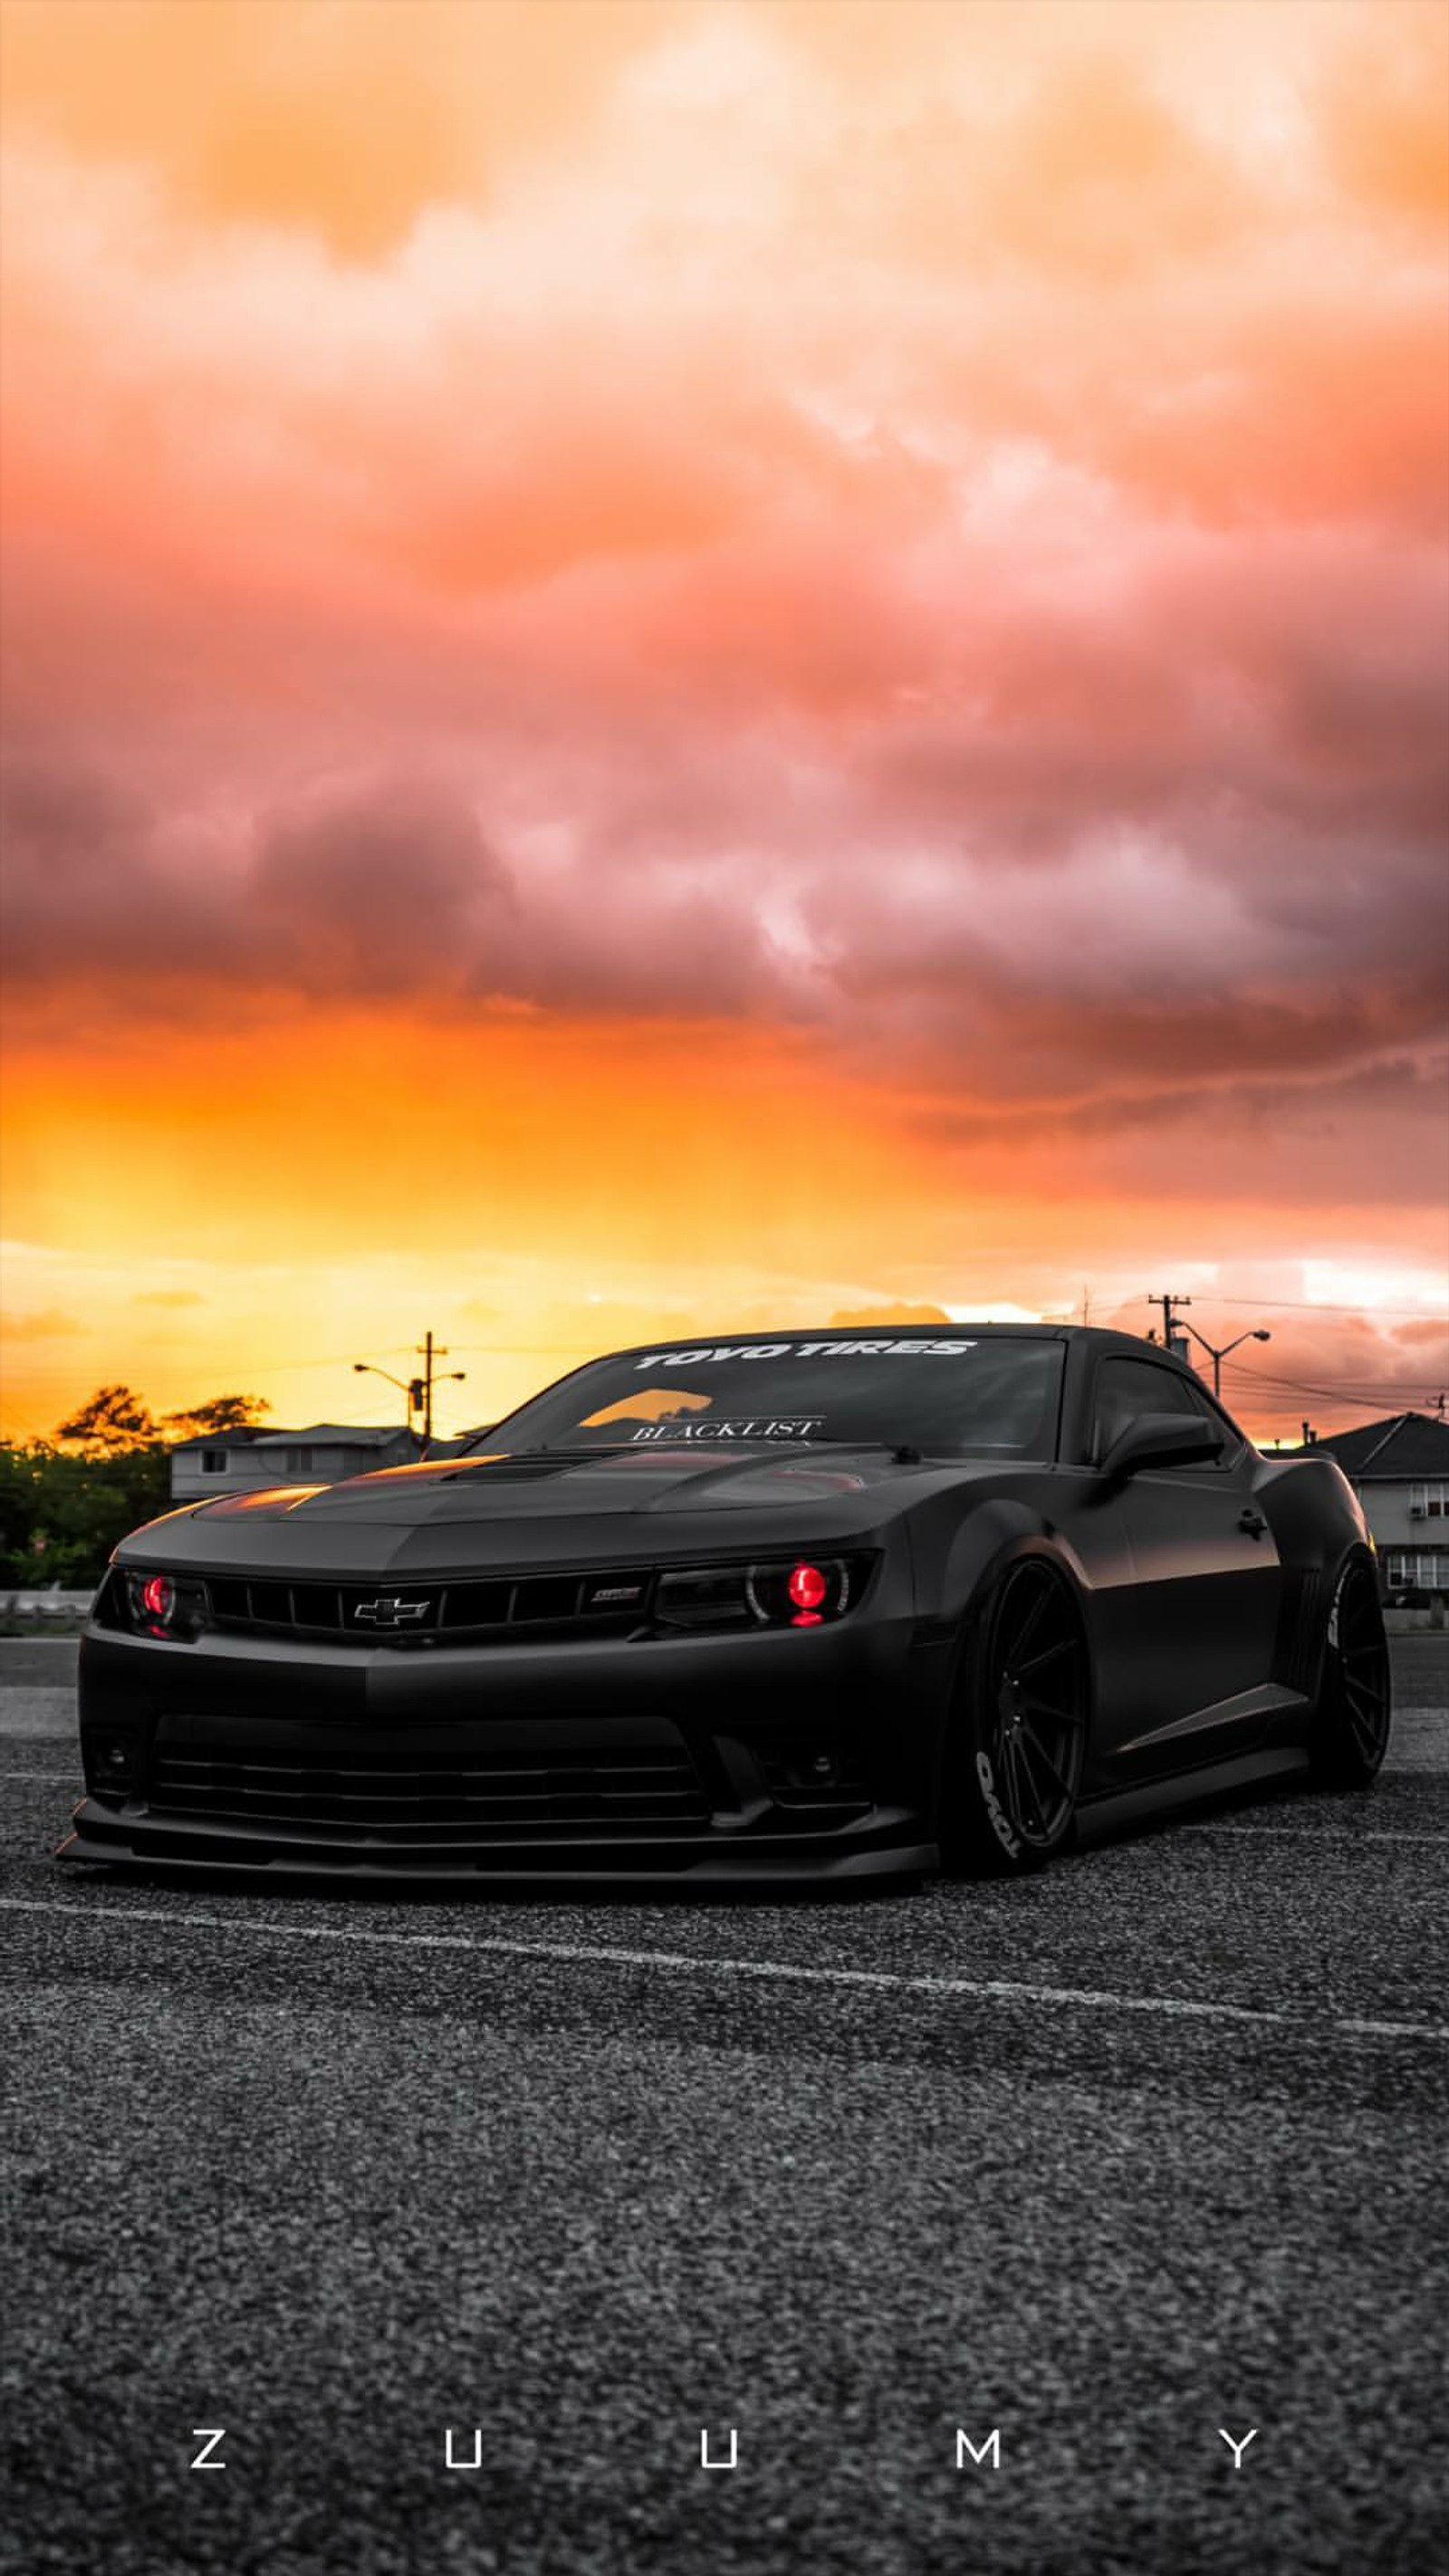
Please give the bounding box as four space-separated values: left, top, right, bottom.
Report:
1099 1412 1224 1479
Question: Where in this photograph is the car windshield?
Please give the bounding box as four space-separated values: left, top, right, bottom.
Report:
477 1335 1064 1460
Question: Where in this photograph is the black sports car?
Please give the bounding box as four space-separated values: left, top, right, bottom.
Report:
61 1326 1391 1888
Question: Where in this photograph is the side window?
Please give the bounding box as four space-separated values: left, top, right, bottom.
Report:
1092 1358 1203 1462
1185 1379 1248 1465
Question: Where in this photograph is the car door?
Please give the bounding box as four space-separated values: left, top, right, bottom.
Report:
1088 1355 1283 1784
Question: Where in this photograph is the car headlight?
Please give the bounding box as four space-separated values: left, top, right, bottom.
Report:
120 1569 209 1640
655 1555 865 1632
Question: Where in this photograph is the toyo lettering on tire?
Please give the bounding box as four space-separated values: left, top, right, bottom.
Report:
1310 1552 1392 1787
940 1555 1088 1877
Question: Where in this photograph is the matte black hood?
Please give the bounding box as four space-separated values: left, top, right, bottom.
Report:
116 1444 976 1578
193 1445 932 1526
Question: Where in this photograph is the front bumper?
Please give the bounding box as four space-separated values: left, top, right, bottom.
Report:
60 1593 949 1888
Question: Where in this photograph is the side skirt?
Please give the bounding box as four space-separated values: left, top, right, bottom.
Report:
1073 1745 1312 1845
1111 1682 1310 1760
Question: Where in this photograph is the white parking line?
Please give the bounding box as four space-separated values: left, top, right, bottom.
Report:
1183 1823 1446 1844
2 1770 78 1781
2 1897 1444 2044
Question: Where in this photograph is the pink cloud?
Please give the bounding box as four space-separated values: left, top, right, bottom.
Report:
1 0 1444 1220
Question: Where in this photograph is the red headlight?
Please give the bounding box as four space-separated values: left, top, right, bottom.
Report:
787 1562 829 1615
745 1557 856 1627
120 1569 206 1639
654 1556 866 1632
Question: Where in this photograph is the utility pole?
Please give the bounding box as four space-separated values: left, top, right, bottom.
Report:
1147 1294 1193 1364
415 1330 466 1455
355 1333 465 1456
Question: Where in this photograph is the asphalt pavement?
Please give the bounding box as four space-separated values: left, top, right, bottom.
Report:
3 1637 1446 2576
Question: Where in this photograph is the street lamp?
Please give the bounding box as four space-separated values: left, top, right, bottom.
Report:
352 1361 418 1440
352 1357 467 1456
1179 1322 1271 1399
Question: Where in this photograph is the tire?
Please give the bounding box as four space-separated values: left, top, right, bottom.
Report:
940 1555 1089 1877
1310 1553 1392 1786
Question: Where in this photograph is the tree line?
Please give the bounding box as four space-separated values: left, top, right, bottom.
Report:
0 1388 269 1589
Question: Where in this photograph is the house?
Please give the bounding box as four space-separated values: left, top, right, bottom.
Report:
168 1422 495 1501
169 1422 419 1502
1294 1412 1449 1598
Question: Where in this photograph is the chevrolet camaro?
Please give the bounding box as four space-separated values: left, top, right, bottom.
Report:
60 1325 1392 1887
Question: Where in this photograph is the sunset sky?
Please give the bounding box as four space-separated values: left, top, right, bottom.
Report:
2 0 1446 1446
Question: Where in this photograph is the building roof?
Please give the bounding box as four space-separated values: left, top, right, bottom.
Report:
169 1422 412 1453
1304 1412 1449 1478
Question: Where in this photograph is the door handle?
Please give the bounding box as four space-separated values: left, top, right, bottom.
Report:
1238 1506 1268 1538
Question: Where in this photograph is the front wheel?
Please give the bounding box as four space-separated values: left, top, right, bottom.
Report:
940 1557 1089 1877
1310 1555 1392 1786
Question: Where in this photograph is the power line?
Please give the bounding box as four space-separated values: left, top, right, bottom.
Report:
1228 1358 1443 1393
1231 1382 1431 1408
1224 1360 1437 1408
1234 1365 1449 1389
427 1345 604 1375
226 1350 420 1375
1181 1296 1449 1318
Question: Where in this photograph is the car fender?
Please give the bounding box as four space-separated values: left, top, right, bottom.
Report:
1255 1451 1368 1564
931 1503 1090 1709
1252 1453 1373 1697
919 1505 1090 1819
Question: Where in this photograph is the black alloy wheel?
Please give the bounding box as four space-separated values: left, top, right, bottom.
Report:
1311 1554 1393 1786
945 1557 1089 1875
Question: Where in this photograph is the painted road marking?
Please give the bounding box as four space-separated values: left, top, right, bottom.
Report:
1181 1822 1447 1844
1 1898 1444 2043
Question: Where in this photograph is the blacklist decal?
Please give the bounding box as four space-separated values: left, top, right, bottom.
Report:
633 1341 978 1369
630 1418 827 1442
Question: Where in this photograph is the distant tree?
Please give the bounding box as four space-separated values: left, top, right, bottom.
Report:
164 1394 270 1439
3 1386 275 1588
0 1436 170 1587
0 1442 45 1572
54 1385 159 1455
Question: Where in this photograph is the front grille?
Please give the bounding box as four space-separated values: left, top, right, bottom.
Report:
149 1741 711 1840
203 1569 653 1646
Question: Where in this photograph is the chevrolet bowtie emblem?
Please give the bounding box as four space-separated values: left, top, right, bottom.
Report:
353 1596 431 1627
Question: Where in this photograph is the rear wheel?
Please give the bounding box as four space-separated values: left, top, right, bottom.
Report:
941 1557 1088 1876
1310 1555 1392 1786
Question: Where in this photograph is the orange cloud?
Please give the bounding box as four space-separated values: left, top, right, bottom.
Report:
1 0 1444 1444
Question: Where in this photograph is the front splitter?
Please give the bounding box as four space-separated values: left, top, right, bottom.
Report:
56 1809 935 1891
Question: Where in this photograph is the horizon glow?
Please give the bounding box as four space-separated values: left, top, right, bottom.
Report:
1 0 1446 1444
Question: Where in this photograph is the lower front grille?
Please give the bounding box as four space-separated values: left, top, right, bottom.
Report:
148 1743 712 1841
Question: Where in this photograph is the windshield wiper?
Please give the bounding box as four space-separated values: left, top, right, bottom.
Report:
781 1437 926 1463
503 1445 654 1457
